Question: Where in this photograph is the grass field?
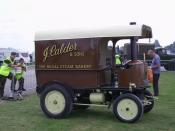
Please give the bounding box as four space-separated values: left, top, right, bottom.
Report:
0 72 175 131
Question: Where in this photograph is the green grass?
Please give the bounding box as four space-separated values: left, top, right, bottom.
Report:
0 72 175 131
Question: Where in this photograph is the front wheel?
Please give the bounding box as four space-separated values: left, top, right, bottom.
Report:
40 84 73 118
113 93 143 123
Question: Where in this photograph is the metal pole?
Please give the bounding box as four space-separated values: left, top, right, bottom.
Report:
111 40 116 86
130 37 137 61
112 40 116 68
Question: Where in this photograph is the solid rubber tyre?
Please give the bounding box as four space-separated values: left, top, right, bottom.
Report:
113 93 144 123
40 84 73 118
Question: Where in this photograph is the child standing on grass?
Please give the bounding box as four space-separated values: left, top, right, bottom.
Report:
14 58 26 92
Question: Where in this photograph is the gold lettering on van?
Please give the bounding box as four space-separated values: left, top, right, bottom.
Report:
43 43 77 62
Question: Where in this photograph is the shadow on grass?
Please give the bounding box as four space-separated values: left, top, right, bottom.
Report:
70 107 115 120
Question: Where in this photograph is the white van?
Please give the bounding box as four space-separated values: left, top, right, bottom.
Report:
15 52 30 64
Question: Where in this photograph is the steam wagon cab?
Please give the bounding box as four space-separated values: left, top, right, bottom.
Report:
35 24 154 123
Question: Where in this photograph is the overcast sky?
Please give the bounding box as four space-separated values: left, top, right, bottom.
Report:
0 0 175 52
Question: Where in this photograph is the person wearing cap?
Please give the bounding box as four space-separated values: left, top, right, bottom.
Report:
148 49 161 96
13 58 26 92
0 52 17 99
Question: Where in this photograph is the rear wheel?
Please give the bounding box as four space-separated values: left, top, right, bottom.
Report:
144 90 154 113
113 93 143 123
40 84 73 118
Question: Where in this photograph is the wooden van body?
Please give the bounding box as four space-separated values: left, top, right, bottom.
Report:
35 24 152 90
35 38 112 89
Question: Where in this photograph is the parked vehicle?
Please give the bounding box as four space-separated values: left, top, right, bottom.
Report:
123 43 175 71
18 52 30 64
35 23 154 123
0 52 4 66
31 51 35 62
0 48 19 65
0 48 30 64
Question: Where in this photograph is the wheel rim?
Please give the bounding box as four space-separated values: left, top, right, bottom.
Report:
117 98 138 121
45 91 66 114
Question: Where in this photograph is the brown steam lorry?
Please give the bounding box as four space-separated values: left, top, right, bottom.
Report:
35 23 154 123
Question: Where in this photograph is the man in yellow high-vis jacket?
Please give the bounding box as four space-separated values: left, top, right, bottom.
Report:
0 52 17 99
